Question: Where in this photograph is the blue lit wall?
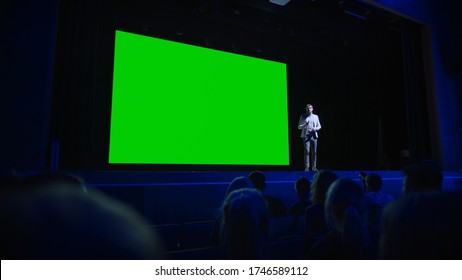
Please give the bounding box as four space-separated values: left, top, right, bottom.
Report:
365 0 462 170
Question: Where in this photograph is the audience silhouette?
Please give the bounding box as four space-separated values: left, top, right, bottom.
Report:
380 191 462 259
363 174 394 225
208 176 253 246
20 171 88 194
287 176 311 216
249 171 287 217
402 160 443 194
2 164 452 261
221 188 269 259
306 177 372 259
362 173 394 257
0 172 162 259
303 169 339 256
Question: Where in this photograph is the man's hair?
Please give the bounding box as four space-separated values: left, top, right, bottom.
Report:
248 171 266 192
311 169 339 205
365 174 382 192
295 176 310 198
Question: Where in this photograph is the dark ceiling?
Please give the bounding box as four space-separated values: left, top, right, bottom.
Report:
109 0 404 63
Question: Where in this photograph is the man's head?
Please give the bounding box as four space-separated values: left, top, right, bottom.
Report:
365 174 382 192
294 176 310 200
306 104 313 114
248 171 266 192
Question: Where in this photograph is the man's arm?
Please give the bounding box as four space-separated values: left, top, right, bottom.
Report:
313 116 321 131
298 115 307 130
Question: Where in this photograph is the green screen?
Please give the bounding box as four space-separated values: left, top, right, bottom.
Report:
109 30 289 166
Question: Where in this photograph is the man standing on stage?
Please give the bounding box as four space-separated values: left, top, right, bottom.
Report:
298 104 321 172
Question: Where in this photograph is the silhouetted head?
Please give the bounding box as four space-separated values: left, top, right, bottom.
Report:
225 176 253 198
365 174 382 192
222 188 268 259
402 161 443 194
21 171 87 194
324 177 370 259
380 191 462 259
0 187 162 259
295 176 310 200
325 177 365 230
311 169 339 205
248 171 266 192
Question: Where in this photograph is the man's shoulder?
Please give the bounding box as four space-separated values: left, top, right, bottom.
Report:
306 113 319 119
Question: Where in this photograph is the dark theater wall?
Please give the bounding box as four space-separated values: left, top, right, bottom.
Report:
2 0 460 172
50 0 424 171
1 0 59 171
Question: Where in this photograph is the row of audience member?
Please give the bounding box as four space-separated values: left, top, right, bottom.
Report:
1 172 162 259
2 160 459 259
215 160 460 259
380 160 462 259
